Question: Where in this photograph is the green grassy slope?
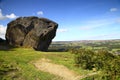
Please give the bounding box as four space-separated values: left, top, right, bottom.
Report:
0 48 61 80
0 48 93 80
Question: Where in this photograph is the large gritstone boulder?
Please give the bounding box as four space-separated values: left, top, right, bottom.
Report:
5 17 58 51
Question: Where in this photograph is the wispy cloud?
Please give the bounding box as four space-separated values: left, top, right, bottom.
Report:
85 33 120 40
79 7 119 30
116 18 120 23
79 18 117 30
57 29 68 33
0 9 7 20
110 8 118 12
0 25 7 39
0 9 18 20
37 11 43 16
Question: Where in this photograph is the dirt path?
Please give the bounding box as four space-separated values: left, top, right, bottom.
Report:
33 58 80 80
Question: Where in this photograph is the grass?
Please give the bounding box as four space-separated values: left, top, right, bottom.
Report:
41 52 94 75
0 48 60 80
0 48 94 80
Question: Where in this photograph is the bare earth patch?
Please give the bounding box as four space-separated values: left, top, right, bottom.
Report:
33 58 80 80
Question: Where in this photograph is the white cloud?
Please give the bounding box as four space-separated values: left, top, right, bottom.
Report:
0 25 7 39
37 11 43 16
57 29 68 33
110 8 118 12
0 9 18 20
6 13 18 19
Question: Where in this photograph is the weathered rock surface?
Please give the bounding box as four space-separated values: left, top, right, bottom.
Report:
5 17 58 51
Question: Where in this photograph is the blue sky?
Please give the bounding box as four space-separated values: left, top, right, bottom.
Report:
0 0 120 41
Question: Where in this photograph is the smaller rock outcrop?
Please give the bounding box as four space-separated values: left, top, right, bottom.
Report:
0 38 5 43
5 17 58 51
0 38 8 50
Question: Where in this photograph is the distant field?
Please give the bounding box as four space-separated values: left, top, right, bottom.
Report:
49 39 120 53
